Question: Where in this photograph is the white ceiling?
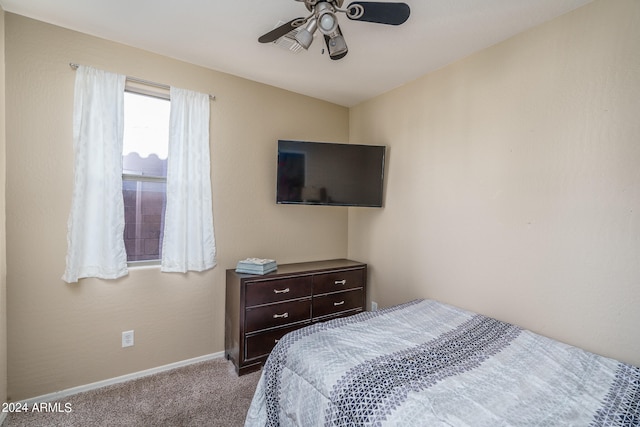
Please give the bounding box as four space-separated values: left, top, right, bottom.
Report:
0 0 593 107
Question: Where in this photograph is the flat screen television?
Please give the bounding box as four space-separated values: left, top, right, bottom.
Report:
276 140 386 207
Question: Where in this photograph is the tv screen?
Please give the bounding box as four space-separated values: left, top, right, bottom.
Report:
277 140 386 207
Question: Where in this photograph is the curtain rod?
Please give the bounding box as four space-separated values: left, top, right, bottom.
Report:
69 63 215 101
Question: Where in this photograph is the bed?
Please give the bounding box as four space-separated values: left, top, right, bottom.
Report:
245 299 639 426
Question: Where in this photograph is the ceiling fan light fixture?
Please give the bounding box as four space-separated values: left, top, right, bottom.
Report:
316 2 338 35
318 12 337 33
294 18 317 49
328 34 348 58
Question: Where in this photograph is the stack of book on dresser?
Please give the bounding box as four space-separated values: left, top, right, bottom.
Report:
235 258 277 275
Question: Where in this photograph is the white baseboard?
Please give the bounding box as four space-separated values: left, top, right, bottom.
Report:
17 351 225 406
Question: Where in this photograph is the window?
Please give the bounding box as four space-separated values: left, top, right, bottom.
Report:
64 64 215 282
122 90 170 263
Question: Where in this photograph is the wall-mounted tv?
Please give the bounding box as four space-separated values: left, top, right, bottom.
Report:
276 140 386 207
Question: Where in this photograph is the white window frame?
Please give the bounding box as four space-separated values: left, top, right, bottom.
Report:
122 84 170 267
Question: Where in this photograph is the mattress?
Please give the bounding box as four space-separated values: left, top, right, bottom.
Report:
245 299 639 426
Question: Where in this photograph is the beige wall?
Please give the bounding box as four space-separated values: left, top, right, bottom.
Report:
5 13 349 401
349 0 640 366
1 5 8 408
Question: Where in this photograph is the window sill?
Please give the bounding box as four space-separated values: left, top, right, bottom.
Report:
127 260 161 269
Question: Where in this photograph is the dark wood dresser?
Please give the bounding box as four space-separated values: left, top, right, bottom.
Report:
225 259 367 375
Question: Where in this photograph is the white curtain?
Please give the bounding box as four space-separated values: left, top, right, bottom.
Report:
161 87 216 273
62 65 128 283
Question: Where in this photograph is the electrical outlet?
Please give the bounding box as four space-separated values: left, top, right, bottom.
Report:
122 330 134 348
371 301 378 311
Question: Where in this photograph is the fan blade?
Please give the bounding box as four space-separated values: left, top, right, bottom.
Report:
346 2 410 25
258 17 307 43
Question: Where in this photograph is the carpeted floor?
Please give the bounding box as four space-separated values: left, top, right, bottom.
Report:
2 358 261 427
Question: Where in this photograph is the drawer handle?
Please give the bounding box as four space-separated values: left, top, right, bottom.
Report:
334 279 347 285
273 287 290 294
334 301 345 306
273 312 289 319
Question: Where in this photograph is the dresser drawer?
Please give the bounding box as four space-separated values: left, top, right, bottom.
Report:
246 276 313 307
313 269 365 295
245 324 303 361
245 299 311 333
313 288 364 319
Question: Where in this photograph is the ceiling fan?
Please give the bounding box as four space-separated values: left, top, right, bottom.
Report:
258 0 410 60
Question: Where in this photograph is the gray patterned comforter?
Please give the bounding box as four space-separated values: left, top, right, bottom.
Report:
245 299 640 426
